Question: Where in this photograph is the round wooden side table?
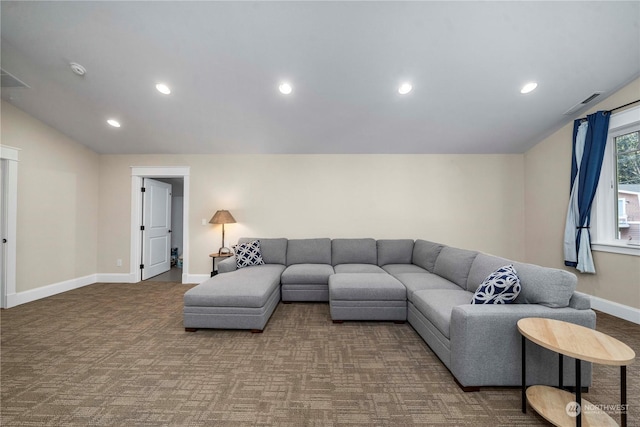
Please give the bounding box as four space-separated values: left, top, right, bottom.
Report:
518 317 635 427
209 252 233 276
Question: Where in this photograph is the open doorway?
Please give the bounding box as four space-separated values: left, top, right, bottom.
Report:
130 166 190 284
146 177 184 282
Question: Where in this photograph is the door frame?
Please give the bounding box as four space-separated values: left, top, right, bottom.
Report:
0 145 19 308
130 166 190 284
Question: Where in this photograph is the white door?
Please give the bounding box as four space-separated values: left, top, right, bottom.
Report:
142 178 172 280
0 160 6 307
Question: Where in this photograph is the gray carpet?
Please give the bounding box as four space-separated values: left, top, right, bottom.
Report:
1 282 638 426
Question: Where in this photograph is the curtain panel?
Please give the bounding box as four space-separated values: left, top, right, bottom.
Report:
563 110 610 273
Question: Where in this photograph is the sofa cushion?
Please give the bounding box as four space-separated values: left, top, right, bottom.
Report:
433 247 478 288
471 265 521 304
512 262 577 308
334 264 386 274
332 238 377 265
377 239 414 266
394 272 461 301
238 237 287 265
329 273 406 301
411 289 474 339
286 238 331 265
464 253 578 308
281 264 335 284
235 240 265 269
466 253 513 292
412 240 445 272
381 264 428 275
184 264 285 308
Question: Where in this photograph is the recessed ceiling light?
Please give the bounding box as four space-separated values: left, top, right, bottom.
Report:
69 62 86 76
107 119 121 128
398 83 412 95
520 82 538 94
156 83 171 95
279 82 293 95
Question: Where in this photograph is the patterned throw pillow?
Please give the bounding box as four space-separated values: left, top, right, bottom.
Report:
235 240 265 269
471 264 521 304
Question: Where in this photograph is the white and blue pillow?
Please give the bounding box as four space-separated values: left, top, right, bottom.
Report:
471 264 521 304
235 240 265 269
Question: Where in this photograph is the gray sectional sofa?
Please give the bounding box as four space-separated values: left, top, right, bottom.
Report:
184 237 596 390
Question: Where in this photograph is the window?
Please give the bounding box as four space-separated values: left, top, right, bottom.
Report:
615 130 640 241
592 105 640 255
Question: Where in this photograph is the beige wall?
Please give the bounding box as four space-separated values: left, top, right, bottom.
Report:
6 76 638 312
524 78 640 309
1 101 100 292
98 154 525 275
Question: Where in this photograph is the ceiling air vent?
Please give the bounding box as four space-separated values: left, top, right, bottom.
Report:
0 68 29 88
563 92 603 115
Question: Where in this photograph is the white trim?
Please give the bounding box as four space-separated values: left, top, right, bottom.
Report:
0 145 21 161
3 271 159 308
96 273 137 283
131 166 190 176
592 243 640 256
609 105 640 130
0 146 19 309
590 295 640 325
5 274 97 308
131 176 143 282
184 273 210 284
181 175 190 283
130 166 190 284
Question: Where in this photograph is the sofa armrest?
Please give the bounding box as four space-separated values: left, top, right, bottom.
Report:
218 256 237 274
450 303 596 388
568 291 591 310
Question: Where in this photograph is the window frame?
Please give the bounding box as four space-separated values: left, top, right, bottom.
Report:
591 105 640 256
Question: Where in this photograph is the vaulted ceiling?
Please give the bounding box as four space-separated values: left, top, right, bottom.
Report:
1 1 639 154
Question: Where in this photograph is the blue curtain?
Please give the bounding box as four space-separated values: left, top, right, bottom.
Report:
563 110 610 273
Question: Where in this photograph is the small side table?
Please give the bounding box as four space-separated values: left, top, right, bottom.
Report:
209 252 233 277
518 317 635 427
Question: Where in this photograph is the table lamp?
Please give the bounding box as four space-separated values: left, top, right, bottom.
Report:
210 210 236 254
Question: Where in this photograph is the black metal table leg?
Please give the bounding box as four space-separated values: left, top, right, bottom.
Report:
559 353 563 389
575 359 581 427
622 365 627 427
521 335 526 413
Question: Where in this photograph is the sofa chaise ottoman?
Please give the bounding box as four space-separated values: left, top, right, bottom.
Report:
329 273 407 322
183 238 287 332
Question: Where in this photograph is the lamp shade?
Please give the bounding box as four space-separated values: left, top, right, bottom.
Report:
209 210 236 225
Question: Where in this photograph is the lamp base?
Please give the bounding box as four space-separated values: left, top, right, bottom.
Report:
219 247 232 255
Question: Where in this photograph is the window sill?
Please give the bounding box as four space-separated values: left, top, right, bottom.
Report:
592 242 640 256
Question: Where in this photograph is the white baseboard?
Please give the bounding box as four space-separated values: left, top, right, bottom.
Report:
6 274 97 308
3 271 203 308
184 273 210 284
590 295 640 325
96 273 137 283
